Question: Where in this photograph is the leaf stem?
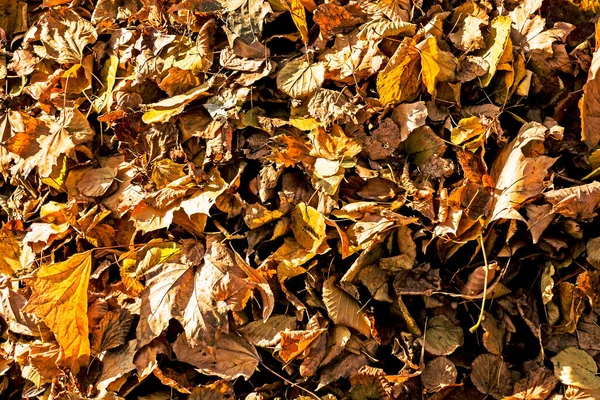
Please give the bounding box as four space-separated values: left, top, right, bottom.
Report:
469 234 489 333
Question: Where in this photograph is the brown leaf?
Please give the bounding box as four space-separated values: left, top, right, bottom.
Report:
506 367 558 400
544 182 600 220
490 122 556 222
471 353 513 399
422 357 457 392
173 333 260 380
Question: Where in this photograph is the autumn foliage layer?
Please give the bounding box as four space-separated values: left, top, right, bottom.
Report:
2 0 600 399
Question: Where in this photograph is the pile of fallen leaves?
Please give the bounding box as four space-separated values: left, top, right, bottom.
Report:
2 0 600 398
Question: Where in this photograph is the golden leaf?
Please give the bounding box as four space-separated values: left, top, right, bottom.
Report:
417 37 457 97
291 203 327 252
476 15 512 87
377 37 421 105
142 81 213 124
24 251 93 374
282 0 308 44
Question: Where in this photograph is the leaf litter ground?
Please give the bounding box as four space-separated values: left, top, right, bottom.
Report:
1 0 600 399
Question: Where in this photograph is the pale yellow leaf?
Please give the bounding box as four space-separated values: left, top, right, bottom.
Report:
276 58 325 99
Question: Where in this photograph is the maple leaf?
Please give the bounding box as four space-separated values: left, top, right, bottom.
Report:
24 251 93 374
26 8 97 64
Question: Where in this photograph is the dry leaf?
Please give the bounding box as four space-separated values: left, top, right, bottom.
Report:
276 58 325 99
422 315 464 356
552 347 600 390
471 353 513 399
24 251 93 374
377 37 421 105
323 278 371 337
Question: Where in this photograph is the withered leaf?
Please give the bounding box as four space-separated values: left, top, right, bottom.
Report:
323 278 371 337
421 357 457 392
471 353 513 399
173 333 260 380
422 315 464 356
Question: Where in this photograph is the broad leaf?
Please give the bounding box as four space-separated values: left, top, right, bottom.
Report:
24 251 93 374
276 58 325 99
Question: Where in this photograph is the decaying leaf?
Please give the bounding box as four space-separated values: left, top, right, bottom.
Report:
422 315 464 356
421 356 457 392
471 353 513 399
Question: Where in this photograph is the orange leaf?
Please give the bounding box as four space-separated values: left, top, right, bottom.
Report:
24 251 93 374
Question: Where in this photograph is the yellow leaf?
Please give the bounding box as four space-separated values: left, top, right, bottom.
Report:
282 0 309 44
152 159 186 189
24 251 93 374
451 116 486 145
0 224 23 275
377 37 421 106
358 19 416 41
94 55 118 113
477 15 512 87
291 203 327 252
40 155 68 191
142 81 213 124
417 37 457 97
276 58 325 99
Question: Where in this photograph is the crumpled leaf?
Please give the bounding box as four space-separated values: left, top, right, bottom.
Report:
506 367 558 400
544 181 600 220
